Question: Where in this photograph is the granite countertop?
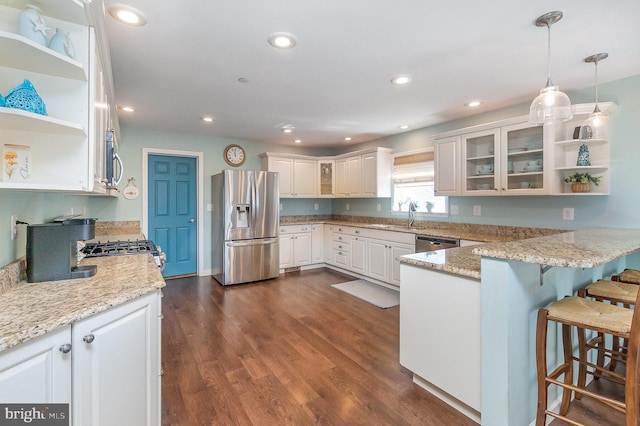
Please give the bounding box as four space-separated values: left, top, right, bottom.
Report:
280 218 560 243
400 246 481 280
0 255 165 352
472 227 640 268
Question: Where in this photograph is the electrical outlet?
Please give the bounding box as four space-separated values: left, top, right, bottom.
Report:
10 215 17 241
206 203 213 212
314 203 319 210
450 205 459 215
279 203 283 211
376 203 381 212
346 203 350 211
473 205 481 216
562 207 574 220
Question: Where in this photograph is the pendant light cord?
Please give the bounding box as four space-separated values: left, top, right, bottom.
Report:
594 61 599 105
546 23 552 86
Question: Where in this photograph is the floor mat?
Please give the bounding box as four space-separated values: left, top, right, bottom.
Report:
331 279 399 308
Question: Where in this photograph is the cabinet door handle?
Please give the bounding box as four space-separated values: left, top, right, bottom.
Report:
83 334 95 344
59 343 72 353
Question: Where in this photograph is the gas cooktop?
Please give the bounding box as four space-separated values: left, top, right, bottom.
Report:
82 240 158 257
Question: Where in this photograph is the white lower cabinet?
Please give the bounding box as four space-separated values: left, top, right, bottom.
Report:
0 326 72 404
0 291 161 426
349 236 367 275
366 231 414 286
311 224 324 264
73 291 161 426
279 225 312 268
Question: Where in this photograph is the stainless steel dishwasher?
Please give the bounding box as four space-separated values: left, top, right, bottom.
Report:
415 235 460 252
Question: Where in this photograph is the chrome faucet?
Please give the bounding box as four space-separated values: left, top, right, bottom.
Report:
408 201 417 228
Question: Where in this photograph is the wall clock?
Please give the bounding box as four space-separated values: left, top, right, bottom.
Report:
224 144 246 167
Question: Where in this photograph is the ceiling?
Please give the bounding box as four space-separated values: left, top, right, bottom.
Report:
103 0 640 148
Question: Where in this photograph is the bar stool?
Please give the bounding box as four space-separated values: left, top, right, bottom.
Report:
536 291 640 425
577 280 639 377
612 269 640 285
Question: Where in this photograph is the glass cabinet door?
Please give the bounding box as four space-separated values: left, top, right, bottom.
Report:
461 129 499 195
500 122 544 194
318 160 335 197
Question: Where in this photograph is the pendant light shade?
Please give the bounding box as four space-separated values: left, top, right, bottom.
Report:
529 11 573 124
579 53 609 140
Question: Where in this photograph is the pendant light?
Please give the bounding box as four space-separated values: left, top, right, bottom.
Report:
579 53 609 140
528 11 573 124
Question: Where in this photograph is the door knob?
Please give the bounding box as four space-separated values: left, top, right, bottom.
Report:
83 334 95 344
190 218 196 223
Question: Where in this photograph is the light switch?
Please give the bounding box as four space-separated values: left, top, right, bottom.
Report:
376 203 381 212
346 203 350 211
473 205 481 216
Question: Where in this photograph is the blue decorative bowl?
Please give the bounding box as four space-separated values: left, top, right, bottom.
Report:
4 80 47 116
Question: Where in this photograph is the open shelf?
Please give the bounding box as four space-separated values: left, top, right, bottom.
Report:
0 30 86 81
0 107 85 136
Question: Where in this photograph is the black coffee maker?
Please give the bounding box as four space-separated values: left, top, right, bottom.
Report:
26 218 98 283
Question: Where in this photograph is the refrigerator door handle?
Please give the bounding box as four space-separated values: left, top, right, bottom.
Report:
226 238 279 247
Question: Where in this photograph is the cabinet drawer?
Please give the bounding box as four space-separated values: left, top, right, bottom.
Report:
280 225 311 234
368 229 415 245
334 226 366 237
333 240 350 251
334 250 349 267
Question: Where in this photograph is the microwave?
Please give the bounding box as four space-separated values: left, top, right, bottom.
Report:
106 130 123 188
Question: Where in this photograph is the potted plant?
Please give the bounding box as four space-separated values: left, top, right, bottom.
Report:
425 201 435 212
564 172 602 193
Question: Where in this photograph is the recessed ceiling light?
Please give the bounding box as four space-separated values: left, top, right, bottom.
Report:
238 77 250 83
390 75 413 85
294 139 302 144
202 117 214 122
268 32 297 49
466 100 482 107
344 137 352 141
120 106 135 112
281 125 295 133
398 125 409 130
108 4 148 26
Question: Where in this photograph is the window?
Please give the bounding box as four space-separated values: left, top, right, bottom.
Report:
392 150 447 214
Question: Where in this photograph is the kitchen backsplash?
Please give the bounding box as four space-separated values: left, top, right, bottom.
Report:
0 258 25 298
95 221 141 236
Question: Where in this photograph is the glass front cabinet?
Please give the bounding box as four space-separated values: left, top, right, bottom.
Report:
461 120 544 196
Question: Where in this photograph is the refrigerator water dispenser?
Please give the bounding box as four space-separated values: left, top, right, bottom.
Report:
235 204 250 228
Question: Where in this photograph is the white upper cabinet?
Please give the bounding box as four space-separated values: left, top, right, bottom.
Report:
260 155 317 198
0 1 118 193
261 147 392 199
434 136 460 196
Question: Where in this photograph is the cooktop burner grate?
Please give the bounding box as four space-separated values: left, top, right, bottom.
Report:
82 240 158 257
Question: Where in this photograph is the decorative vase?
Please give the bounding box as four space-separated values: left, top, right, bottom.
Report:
48 27 75 59
18 4 48 46
576 144 591 166
0 92 5 107
4 79 48 116
571 182 592 193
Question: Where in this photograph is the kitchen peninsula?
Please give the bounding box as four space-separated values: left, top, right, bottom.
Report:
399 227 640 425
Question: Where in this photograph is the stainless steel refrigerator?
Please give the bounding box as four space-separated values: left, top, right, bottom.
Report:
211 170 280 285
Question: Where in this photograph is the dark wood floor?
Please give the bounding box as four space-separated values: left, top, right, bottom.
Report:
161 268 479 425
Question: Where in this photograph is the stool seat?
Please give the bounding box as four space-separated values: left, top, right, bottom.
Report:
548 297 633 334
584 280 639 304
612 269 640 285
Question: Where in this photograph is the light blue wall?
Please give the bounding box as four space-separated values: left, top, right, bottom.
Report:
1 74 639 267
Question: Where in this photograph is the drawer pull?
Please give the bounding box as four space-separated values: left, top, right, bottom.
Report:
59 344 72 353
83 334 95 344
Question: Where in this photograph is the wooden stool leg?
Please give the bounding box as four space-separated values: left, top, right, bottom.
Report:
577 325 587 400
559 322 574 415
536 309 550 426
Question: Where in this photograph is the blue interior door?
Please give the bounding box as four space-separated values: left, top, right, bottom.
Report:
148 154 197 277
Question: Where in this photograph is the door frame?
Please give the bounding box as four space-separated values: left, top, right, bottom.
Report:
142 148 204 276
